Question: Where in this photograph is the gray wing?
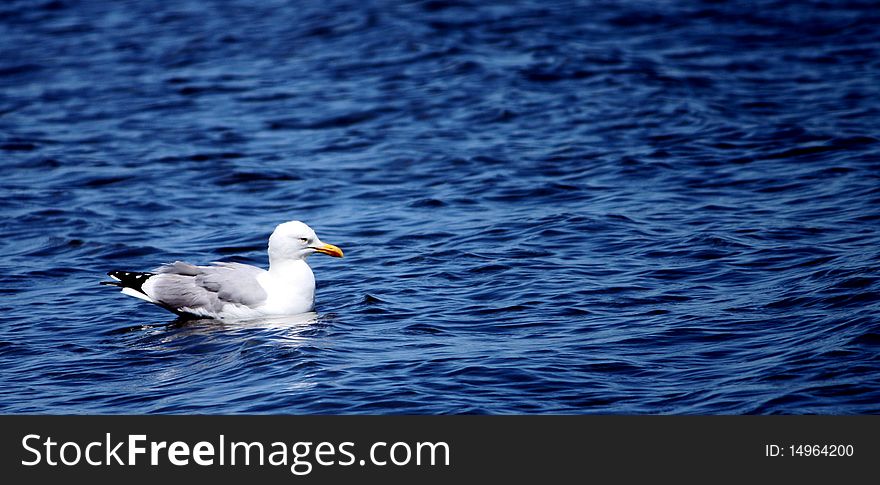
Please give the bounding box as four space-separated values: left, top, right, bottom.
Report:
146 261 268 315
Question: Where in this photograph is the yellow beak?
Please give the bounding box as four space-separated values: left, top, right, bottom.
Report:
314 243 344 258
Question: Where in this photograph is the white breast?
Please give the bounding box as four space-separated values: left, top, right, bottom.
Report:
255 260 316 316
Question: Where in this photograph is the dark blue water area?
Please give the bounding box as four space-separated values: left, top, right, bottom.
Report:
1 0 879 414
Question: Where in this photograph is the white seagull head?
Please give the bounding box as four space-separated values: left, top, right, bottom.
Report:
268 221 343 262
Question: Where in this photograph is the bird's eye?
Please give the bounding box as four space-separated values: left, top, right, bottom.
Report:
299 238 309 243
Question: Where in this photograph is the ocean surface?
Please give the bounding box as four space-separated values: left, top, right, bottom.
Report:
1 0 878 414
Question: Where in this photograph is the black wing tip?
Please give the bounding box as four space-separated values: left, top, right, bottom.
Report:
102 270 122 286
102 270 156 291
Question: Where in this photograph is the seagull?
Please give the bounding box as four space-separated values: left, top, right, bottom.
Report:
101 221 343 320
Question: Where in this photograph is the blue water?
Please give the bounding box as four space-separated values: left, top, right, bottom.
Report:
1 0 879 414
